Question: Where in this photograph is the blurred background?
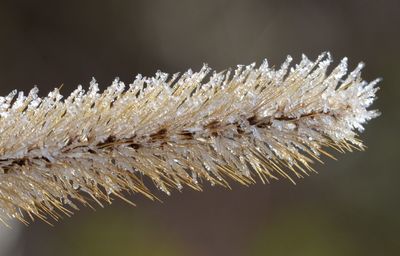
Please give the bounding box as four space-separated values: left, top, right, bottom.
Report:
0 0 399 255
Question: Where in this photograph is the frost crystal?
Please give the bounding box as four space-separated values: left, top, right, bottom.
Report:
0 53 380 225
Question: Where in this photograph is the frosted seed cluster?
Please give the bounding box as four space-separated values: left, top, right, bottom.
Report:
0 52 380 225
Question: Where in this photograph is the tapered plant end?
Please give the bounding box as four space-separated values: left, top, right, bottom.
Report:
0 52 380 225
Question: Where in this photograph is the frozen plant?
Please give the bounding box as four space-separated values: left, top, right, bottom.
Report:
0 52 380 225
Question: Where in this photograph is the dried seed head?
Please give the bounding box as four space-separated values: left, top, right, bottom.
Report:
0 52 380 225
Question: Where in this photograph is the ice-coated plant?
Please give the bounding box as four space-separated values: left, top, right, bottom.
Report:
0 52 380 225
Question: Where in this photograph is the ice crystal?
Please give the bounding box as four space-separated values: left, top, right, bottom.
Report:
0 53 380 225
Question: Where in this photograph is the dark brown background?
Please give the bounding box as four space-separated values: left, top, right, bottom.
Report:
0 0 399 255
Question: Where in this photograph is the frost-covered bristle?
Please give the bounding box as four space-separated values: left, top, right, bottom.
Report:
0 52 380 225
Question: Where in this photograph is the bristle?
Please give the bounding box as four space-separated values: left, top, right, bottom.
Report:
0 53 380 224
